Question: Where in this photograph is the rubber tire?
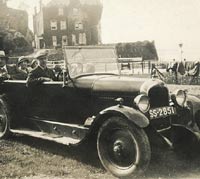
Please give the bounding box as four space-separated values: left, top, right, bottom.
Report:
97 116 151 178
0 97 10 139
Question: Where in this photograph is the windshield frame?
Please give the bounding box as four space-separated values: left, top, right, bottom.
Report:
62 46 120 79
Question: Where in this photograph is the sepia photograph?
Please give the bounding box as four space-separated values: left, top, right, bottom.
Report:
0 0 200 178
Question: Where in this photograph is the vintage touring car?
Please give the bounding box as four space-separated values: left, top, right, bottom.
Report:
0 46 200 178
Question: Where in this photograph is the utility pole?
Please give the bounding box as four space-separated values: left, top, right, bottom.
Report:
179 43 183 61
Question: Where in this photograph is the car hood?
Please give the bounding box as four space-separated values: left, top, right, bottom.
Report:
92 75 144 94
74 74 165 96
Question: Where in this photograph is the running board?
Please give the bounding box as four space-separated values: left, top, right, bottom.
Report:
10 129 81 145
28 118 89 141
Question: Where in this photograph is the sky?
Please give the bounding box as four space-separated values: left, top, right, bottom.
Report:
7 0 200 61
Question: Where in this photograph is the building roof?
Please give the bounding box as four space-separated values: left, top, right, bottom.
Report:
46 0 102 7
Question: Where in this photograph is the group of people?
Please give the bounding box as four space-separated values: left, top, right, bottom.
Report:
166 59 200 84
0 50 58 87
150 58 200 85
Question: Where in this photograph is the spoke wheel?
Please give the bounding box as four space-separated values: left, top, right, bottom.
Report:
97 116 151 178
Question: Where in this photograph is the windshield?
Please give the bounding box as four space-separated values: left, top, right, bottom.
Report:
63 46 120 77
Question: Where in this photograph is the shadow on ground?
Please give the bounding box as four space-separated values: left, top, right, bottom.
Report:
1 134 200 179
10 134 102 168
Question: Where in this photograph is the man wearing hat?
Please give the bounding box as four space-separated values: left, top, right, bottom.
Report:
26 50 56 86
0 51 19 81
0 51 9 80
14 56 30 80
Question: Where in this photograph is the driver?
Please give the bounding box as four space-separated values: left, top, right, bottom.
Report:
26 50 56 87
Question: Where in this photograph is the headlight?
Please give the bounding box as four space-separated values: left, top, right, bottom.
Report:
134 94 150 113
172 89 187 107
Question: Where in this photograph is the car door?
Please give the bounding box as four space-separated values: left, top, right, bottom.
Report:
1 80 30 128
26 81 92 125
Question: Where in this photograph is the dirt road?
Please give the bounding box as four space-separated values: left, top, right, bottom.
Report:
1 135 200 179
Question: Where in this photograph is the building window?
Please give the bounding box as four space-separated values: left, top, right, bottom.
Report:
75 22 83 30
79 33 86 45
72 34 77 45
73 8 79 16
58 8 64 16
60 21 67 30
62 36 68 46
52 36 57 46
50 20 57 30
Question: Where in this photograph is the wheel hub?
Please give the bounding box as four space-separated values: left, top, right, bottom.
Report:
113 140 124 156
106 130 138 167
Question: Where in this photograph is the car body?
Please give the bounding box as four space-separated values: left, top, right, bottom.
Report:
0 46 200 178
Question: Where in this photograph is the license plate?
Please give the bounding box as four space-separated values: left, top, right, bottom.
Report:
149 106 176 119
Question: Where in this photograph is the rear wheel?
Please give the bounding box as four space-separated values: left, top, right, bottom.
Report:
0 98 10 139
97 116 151 178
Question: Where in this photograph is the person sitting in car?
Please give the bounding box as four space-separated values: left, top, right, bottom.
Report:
30 59 39 70
26 50 56 87
0 51 19 81
0 51 10 81
53 65 62 80
13 56 30 80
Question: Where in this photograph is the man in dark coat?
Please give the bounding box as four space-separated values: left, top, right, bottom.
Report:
188 61 200 84
0 51 20 81
12 56 30 80
26 50 56 87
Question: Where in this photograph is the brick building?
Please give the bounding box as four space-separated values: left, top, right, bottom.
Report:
33 0 103 49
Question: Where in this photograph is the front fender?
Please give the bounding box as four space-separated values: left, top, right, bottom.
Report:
187 95 200 122
83 105 149 142
187 95 200 113
98 105 149 128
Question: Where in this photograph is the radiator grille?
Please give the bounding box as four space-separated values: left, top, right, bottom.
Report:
149 86 169 108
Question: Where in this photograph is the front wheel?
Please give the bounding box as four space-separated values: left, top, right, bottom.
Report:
97 116 151 178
